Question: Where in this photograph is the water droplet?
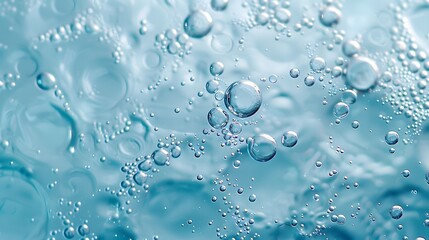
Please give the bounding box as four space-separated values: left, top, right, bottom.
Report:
247 134 277 162
385 131 399 145
351 120 360 129
207 107 229 129
224 80 262 118
183 10 213 38
36 72 56 90
281 131 298 147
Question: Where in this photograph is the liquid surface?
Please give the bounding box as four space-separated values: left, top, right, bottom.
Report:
1 0 429 240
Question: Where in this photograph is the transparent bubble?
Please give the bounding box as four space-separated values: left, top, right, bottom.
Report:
211 0 229 11
289 68 300 78
247 134 277 162
341 90 357 104
133 171 148 186
64 227 75 239
167 41 181 54
281 131 298 147
138 159 153 171
346 56 379 91
215 90 225 101
351 120 360 129
319 6 341 27
224 80 262 118
274 8 291 24
206 80 220 94
183 10 213 38
152 149 170 166
249 194 257 202
381 71 393 83
171 146 181 158
207 107 229 129
229 122 242 134
210 61 224 76
337 214 346 224
333 102 349 119
389 205 403 219
36 72 56 90
342 40 361 57
304 75 315 86
269 74 278 83
310 57 326 73
385 131 399 145
78 224 90 236
256 12 270 26
233 160 241 168
401 169 410 178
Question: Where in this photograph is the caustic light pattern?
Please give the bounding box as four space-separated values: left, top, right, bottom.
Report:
1 0 429 239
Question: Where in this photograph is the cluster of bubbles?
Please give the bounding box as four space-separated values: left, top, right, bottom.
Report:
154 28 193 57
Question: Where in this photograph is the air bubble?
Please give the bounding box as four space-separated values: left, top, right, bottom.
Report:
64 227 75 239
385 131 399 145
208 107 229 129
389 205 403 219
249 194 257 202
342 40 361 57
333 102 349 119
341 90 357 104
247 134 277 162
290 68 300 78
224 80 262 118
152 149 170 166
319 6 341 27
229 122 242 134
310 57 326 73
211 0 229 11
304 75 315 86
171 146 181 158
206 80 220 94
346 57 379 91
281 131 298 147
210 62 224 76
184 10 213 38
36 72 56 90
